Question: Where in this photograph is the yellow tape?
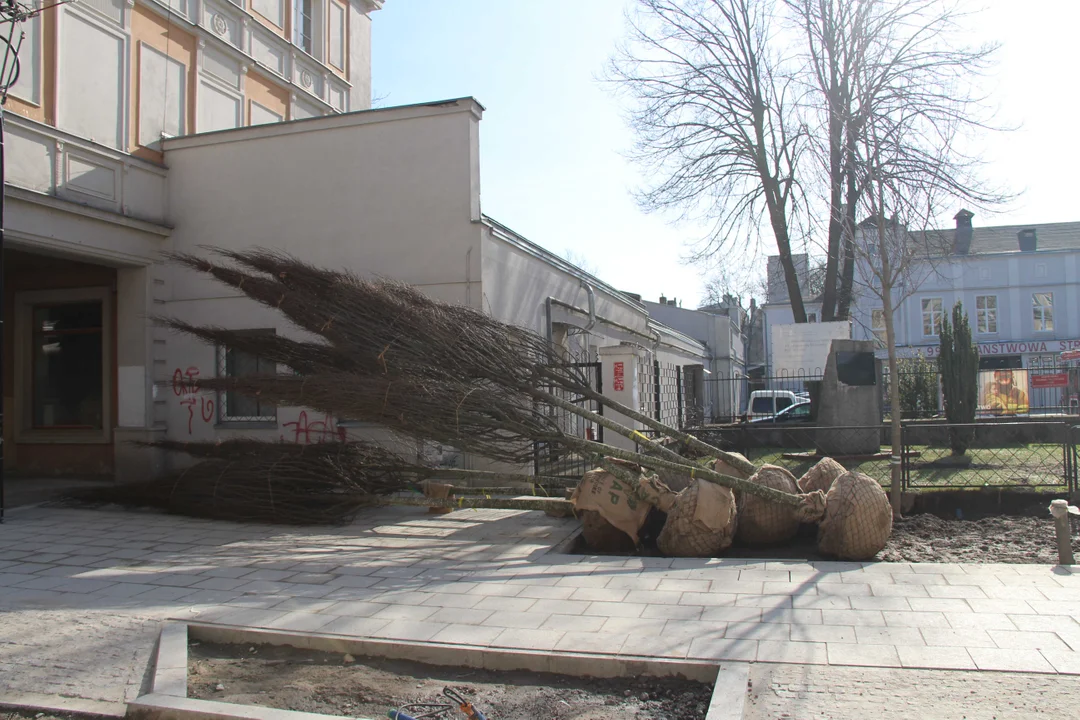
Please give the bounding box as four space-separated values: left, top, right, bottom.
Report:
690 468 696 478
632 431 650 443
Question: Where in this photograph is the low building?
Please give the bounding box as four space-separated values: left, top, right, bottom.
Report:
639 295 746 422
2 3 708 481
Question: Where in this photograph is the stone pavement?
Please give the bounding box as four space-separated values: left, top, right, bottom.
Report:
2 504 1080 709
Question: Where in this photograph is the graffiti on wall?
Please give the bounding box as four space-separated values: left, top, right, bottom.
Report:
172 367 214 434
281 410 347 444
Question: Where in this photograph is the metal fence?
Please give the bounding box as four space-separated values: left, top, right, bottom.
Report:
533 361 603 479
704 366 1080 423
694 421 1080 493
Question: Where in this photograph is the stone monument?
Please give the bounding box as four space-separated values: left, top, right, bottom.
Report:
815 339 883 455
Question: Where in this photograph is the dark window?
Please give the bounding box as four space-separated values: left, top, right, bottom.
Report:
751 397 773 414
218 337 277 421
791 403 811 418
776 397 793 411
32 302 103 429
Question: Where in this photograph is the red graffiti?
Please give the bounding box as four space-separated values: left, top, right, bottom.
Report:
173 367 214 434
281 411 346 444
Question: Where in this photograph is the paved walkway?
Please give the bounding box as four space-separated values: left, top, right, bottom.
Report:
1 504 1079 708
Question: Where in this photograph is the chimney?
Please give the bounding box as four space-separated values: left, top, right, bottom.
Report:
1018 228 1037 252
659 294 667 305
668 299 677 307
953 209 973 254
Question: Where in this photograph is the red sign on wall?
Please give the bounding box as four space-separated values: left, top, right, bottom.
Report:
1061 349 1080 362
1031 372 1069 389
613 361 625 391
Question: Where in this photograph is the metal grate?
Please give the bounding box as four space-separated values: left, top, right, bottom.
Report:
533 362 604 479
216 340 277 422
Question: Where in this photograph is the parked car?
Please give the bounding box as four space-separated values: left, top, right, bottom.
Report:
746 390 801 419
750 400 812 424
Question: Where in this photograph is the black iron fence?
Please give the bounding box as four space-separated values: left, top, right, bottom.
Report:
694 421 1080 493
533 361 604 479
704 366 1080 424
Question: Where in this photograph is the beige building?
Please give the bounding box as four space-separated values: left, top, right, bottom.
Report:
3 1 705 482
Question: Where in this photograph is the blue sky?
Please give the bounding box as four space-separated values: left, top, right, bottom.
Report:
372 1 1080 307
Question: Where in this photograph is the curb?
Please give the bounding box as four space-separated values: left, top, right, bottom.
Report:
132 622 746 720
0 692 127 719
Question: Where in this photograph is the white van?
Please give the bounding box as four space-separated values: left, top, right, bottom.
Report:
747 390 801 419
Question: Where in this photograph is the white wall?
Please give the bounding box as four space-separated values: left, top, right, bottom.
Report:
160 100 485 443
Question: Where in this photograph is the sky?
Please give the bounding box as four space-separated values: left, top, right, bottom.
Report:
371 1 1080 309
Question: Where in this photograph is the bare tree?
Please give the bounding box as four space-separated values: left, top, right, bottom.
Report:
848 8 1007 515
611 0 811 323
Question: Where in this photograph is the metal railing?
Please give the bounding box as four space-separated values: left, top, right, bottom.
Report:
533 361 604 479
703 366 1080 423
693 421 1080 493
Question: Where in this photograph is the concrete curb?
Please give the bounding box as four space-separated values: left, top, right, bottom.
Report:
0 692 127 719
133 622 744 720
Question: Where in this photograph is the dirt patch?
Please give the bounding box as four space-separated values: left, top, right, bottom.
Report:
571 510 1078 563
188 642 712 720
880 513 1080 563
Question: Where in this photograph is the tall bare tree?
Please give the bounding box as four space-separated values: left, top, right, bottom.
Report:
787 0 1002 323
610 0 811 323
614 0 1004 330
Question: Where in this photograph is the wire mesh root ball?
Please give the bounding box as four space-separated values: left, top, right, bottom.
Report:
817 471 893 561
657 480 737 557
735 464 800 545
580 509 637 553
798 457 847 496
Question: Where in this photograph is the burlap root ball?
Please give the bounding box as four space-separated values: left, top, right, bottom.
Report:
735 465 800 545
714 452 752 479
657 480 737 557
580 509 636 553
817 471 893 561
797 457 847 496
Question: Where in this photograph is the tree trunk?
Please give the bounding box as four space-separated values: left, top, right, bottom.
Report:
820 88 845 322
835 133 860 320
877 215 903 519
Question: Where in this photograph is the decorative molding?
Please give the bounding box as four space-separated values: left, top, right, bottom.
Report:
299 69 313 88
211 13 228 35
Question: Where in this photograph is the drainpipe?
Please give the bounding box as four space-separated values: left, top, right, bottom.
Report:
581 281 596 332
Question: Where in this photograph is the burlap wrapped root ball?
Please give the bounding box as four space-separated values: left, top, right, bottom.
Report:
571 468 653 553
797 457 846 496
714 452 752 480
817 471 893 560
735 464 800 545
658 480 737 557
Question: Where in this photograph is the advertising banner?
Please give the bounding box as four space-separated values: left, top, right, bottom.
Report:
978 369 1029 415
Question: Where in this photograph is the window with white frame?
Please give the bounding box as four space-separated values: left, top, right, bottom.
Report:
296 0 317 56
1033 292 1054 332
217 333 277 422
921 298 943 337
871 308 886 345
975 295 997 334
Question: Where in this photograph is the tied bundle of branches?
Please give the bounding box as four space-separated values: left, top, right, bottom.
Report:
163 248 822 515
84 440 577 524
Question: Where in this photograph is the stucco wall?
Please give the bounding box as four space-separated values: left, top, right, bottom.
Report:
160 101 485 445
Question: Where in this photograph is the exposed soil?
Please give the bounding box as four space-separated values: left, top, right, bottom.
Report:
880 513 1080 563
573 508 1079 564
189 642 713 720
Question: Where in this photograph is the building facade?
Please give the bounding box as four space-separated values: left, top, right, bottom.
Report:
641 296 746 421
850 212 1080 412
3 2 708 480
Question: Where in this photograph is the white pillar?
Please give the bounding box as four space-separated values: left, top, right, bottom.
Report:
598 345 644 451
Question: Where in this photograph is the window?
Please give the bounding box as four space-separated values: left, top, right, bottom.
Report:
329 0 346 70
776 397 793 411
217 336 277 422
1033 292 1054 332
807 313 817 323
975 295 997 334
31 302 104 429
921 298 943 337
871 308 886 345
296 0 315 55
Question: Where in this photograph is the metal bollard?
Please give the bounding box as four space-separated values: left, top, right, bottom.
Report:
1048 500 1079 566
